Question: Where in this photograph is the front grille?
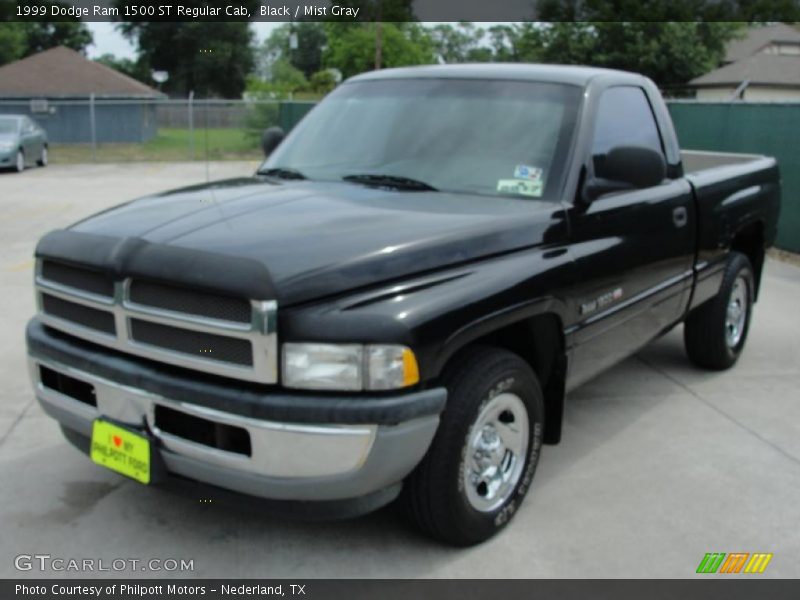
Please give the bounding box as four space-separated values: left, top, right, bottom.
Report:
41 294 116 334
129 280 251 323
35 258 277 383
41 261 113 297
130 319 253 366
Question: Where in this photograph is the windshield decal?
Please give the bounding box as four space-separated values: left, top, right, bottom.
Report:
513 165 544 181
497 179 543 198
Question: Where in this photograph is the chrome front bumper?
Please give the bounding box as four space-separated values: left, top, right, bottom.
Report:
29 354 442 502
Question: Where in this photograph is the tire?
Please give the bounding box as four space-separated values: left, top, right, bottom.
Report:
684 251 754 370
403 346 545 546
15 150 24 173
37 146 48 167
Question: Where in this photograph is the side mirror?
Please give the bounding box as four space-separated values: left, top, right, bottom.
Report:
261 126 285 157
583 145 666 202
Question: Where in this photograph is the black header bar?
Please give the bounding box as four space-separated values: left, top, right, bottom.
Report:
3 0 800 23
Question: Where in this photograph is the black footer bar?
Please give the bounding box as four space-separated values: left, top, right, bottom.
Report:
4 579 800 600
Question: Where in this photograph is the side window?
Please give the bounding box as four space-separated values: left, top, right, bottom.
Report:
591 86 663 157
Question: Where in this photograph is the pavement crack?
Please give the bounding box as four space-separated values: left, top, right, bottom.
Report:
0 399 34 449
636 354 800 468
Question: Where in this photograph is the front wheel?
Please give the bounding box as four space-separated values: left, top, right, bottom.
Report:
15 150 24 173
684 252 755 370
37 146 48 167
403 346 544 546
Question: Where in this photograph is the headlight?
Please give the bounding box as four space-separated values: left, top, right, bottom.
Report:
282 343 419 391
283 343 363 391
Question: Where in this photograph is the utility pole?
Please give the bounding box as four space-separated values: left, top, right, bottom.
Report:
374 1 383 70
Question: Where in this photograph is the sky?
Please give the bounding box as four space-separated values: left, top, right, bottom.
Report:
86 22 283 59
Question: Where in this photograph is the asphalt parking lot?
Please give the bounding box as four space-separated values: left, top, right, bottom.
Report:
1 162 799 578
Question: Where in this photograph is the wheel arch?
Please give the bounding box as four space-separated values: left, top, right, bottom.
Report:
730 221 765 301
434 309 568 446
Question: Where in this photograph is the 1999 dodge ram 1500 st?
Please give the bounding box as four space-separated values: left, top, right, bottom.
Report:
26 65 780 545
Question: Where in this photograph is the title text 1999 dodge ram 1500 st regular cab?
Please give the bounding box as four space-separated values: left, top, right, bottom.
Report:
26 65 780 545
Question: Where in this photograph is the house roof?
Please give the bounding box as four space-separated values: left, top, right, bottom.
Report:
0 46 162 98
690 54 800 88
724 23 800 63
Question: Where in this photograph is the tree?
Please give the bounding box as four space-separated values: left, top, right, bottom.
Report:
19 21 92 56
508 21 744 87
537 0 799 22
308 70 338 94
257 22 326 80
331 0 416 69
323 23 435 79
95 53 151 84
266 59 309 94
119 21 255 97
0 2 92 66
430 22 491 63
0 24 26 66
527 0 755 86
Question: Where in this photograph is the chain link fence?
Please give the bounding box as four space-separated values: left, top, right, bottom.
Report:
0 97 316 163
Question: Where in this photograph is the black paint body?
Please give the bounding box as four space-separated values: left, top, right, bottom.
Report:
32 65 782 443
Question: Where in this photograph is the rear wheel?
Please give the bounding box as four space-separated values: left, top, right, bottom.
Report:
37 146 48 167
15 150 24 173
403 346 544 546
684 252 754 370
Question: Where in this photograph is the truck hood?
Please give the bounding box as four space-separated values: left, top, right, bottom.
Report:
68 177 564 305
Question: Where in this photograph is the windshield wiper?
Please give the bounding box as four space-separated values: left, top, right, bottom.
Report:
342 173 437 191
258 167 307 180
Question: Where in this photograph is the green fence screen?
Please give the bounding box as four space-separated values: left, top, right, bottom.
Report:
667 102 799 252
279 101 316 133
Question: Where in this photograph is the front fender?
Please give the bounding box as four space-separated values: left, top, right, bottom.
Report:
281 246 575 383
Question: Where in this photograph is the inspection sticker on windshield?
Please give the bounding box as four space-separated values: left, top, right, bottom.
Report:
513 164 543 181
497 179 543 197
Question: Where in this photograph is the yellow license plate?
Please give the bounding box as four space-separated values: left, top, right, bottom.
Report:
90 420 151 484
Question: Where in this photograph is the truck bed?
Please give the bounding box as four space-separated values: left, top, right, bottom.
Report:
679 149 780 313
681 149 769 175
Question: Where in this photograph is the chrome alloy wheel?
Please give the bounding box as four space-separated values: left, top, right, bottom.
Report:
16 150 24 172
463 392 529 512
725 275 748 348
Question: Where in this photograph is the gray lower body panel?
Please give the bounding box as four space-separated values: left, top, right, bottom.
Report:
29 352 442 505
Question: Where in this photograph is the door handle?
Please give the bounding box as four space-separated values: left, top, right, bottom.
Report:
673 206 688 228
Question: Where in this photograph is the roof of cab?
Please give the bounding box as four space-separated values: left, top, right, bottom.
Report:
347 63 648 87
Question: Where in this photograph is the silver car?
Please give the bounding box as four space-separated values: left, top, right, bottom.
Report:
0 115 48 173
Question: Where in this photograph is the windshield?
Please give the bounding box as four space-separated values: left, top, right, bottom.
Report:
261 78 581 200
0 118 19 135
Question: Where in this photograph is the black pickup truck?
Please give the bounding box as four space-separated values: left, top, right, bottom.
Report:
26 64 780 546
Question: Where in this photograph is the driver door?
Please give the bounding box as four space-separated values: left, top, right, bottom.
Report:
566 86 695 388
